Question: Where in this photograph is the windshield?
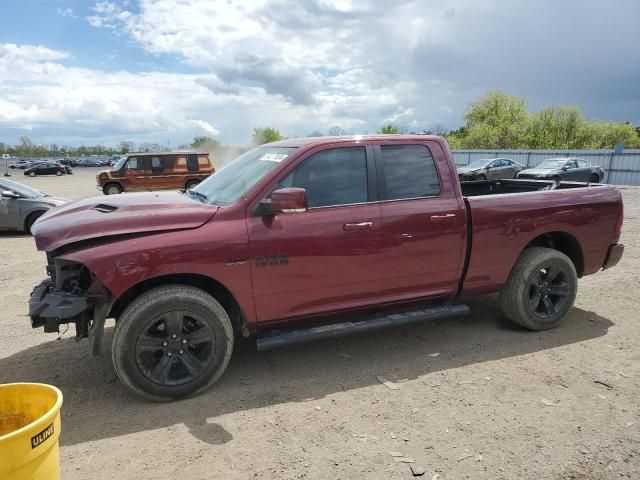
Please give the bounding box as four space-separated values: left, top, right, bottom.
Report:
464 159 491 169
190 146 297 206
112 155 127 171
0 179 44 198
536 160 567 169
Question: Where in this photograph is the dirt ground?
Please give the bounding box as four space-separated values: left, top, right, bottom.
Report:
1 168 638 479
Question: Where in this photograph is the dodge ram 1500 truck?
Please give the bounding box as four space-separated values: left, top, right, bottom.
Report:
28 135 624 401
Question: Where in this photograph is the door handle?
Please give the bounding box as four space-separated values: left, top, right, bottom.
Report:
430 213 456 222
343 221 373 231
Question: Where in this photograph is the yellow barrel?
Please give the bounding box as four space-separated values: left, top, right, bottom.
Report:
0 383 63 480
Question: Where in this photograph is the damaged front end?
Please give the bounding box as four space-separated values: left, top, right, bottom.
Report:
29 253 112 355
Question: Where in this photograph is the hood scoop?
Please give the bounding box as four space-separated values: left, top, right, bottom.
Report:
93 204 118 213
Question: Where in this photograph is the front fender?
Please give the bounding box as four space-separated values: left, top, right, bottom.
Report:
58 219 255 322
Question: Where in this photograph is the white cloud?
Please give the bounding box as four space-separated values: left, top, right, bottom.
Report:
2 0 639 145
56 8 77 19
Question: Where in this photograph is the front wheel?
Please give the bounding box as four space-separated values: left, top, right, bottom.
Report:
29 171 36 177
500 247 577 330
185 180 200 190
477 174 487 181
103 183 123 195
111 285 234 401
55 170 63 176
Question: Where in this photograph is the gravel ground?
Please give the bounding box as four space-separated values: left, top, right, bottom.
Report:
1 168 638 480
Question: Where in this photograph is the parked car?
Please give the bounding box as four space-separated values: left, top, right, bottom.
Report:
518 158 605 183
96 151 214 194
28 135 624 400
24 163 67 177
9 160 30 169
457 158 524 181
0 179 68 233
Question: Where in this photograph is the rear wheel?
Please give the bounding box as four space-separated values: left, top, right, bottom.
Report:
500 247 577 330
185 179 200 190
589 173 599 183
111 285 234 401
25 211 45 234
103 183 123 195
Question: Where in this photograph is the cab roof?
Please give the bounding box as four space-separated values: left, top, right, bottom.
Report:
267 134 444 148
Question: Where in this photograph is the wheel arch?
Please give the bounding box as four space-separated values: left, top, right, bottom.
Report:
521 231 584 277
108 273 247 336
24 209 46 233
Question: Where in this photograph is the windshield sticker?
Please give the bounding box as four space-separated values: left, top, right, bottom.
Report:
259 153 288 162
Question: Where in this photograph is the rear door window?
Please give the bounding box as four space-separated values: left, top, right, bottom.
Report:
379 144 440 200
187 154 199 172
576 160 588 167
151 156 163 173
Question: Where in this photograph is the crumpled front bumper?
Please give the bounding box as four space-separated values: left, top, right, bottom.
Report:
29 280 89 330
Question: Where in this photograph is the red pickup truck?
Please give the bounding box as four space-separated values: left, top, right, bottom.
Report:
29 135 624 401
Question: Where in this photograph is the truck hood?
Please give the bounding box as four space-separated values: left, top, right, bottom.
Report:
32 191 218 252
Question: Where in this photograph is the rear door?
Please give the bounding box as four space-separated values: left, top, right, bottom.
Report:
248 144 385 322
575 159 592 181
375 142 466 301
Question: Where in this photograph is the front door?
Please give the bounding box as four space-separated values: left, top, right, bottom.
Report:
0 193 20 229
374 142 467 301
125 156 148 191
247 145 385 322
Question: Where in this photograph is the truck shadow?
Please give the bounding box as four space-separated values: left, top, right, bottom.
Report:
0 298 613 447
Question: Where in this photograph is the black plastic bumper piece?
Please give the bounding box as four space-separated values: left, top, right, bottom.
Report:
256 304 470 351
29 282 88 328
603 243 624 270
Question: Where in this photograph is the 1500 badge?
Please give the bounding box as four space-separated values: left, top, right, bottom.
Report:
255 253 288 267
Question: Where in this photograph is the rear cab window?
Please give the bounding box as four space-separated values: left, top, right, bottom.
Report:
378 144 441 200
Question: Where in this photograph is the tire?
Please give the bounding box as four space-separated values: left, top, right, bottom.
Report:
500 247 577 331
589 174 599 183
55 170 63 176
25 211 45 234
29 171 36 177
103 183 123 195
477 174 487 181
111 285 234 401
185 180 200 190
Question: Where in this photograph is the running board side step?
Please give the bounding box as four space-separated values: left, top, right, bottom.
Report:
256 304 470 351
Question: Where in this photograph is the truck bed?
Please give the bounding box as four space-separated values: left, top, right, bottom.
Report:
460 180 622 297
460 178 601 197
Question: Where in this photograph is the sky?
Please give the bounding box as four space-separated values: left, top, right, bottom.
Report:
0 0 639 147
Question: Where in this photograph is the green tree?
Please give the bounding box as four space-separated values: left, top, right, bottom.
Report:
119 141 135 154
191 136 219 149
463 90 528 149
252 127 284 145
327 126 345 136
378 124 400 134
525 106 585 149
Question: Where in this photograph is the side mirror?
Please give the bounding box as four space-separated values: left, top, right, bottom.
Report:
1 190 19 199
271 188 308 214
561 166 569 171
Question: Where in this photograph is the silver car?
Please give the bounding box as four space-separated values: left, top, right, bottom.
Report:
457 158 525 181
0 179 68 234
